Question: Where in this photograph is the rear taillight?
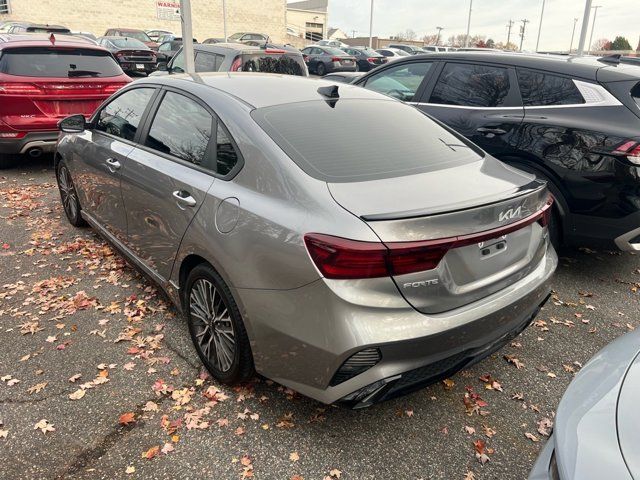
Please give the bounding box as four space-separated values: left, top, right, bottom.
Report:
367 57 377 63
265 49 286 54
230 56 242 71
305 198 553 280
331 56 342 62
303 54 309 62
0 82 45 95
102 83 127 95
0 132 26 139
612 140 640 165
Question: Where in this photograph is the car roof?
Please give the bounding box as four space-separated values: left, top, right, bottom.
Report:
383 51 640 82
193 42 299 54
0 33 101 49
109 28 146 33
135 72 392 108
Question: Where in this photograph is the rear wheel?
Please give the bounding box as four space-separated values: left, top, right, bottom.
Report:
316 62 326 76
185 263 254 384
0 154 19 169
56 161 86 227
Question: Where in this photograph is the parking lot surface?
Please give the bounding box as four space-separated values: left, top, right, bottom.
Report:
1 157 639 480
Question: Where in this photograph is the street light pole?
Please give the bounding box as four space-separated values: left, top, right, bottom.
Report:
464 0 473 47
569 17 578 53
535 0 546 52
435 26 443 46
368 0 374 48
576 0 592 56
587 5 601 54
180 0 195 74
222 0 228 42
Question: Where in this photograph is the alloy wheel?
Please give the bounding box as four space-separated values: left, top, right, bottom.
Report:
189 278 236 372
58 165 79 221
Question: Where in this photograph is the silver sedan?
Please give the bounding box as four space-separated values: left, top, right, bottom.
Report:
55 73 556 407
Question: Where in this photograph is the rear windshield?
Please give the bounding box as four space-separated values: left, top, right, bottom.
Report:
241 53 305 76
252 99 481 183
119 31 151 43
0 47 122 78
110 38 147 49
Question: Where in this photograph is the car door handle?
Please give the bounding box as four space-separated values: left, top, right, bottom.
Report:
477 127 507 135
172 190 197 208
105 158 121 172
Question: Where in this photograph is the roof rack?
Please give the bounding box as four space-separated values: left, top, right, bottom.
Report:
597 54 621 65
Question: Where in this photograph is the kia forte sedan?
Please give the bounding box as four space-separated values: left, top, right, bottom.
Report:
54 74 557 407
529 328 640 480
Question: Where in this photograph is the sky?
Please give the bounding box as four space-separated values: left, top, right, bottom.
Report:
320 0 639 51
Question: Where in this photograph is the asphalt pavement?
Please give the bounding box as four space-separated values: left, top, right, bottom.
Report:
1 156 639 480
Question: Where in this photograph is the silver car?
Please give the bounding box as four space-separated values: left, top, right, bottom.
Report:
54 73 557 407
529 328 640 480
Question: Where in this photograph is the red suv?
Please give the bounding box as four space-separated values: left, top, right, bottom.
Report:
0 34 131 168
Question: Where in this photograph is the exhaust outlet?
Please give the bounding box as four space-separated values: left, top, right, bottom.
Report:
28 148 42 158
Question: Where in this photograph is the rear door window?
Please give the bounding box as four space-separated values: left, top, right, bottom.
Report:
429 62 510 107
0 47 123 78
195 51 223 72
363 62 433 101
252 99 481 183
517 68 585 106
95 88 155 141
144 91 214 169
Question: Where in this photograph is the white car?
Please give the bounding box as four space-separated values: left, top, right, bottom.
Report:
376 47 411 61
316 39 349 48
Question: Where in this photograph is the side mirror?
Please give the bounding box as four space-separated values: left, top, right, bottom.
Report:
156 61 168 71
58 114 86 133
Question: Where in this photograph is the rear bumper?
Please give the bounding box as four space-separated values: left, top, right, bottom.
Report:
0 131 58 155
327 62 358 73
238 245 557 406
569 210 640 251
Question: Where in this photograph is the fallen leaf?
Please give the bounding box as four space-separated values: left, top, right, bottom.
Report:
525 432 539 442
290 451 300 462
34 419 55 434
119 412 136 426
69 389 86 400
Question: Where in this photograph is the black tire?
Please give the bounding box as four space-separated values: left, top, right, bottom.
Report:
316 62 326 76
56 161 87 227
0 154 19 169
185 263 254 384
547 205 562 251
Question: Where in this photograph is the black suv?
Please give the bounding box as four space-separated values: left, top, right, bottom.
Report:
152 42 308 76
354 52 640 251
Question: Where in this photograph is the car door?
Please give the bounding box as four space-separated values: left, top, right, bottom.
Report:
72 87 157 243
119 88 218 282
416 61 524 158
358 60 436 103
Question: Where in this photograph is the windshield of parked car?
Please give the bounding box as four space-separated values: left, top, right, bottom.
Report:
0 47 123 77
110 38 147 49
228 33 244 40
120 30 151 43
252 99 481 183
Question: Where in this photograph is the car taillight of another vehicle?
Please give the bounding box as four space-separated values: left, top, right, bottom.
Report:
367 57 378 63
0 82 45 95
331 56 342 62
305 198 553 280
612 140 640 166
230 56 242 71
102 83 128 95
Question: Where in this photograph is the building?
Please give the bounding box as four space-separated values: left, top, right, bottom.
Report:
286 0 327 43
0 0 287 43
327 27 347 41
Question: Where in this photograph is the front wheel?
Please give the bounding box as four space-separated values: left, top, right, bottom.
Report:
56 161 86 227
185 264 254 384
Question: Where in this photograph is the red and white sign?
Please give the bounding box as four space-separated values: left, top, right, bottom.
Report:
156 1 181 21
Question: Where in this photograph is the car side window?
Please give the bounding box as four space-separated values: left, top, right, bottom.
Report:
144 92 214 169
363 62 432 102
158 42 171 52
430 62 510 107
171 50 185 72
95 88 155 141
215 123 241 176
517 68 585 106
195 52 222 72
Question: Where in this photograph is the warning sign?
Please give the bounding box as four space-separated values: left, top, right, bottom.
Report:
156 1 181 21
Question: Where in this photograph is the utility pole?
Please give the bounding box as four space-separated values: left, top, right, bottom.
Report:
435 26 443 46
587 5 602 54
569 17 578 53
535 0 546 52
464 0 473 47
180 0 195 74
576 0 593 56
519 19 529 52
351 30 357 38
506 19 514 48
368 0 374 48
222 0 227 42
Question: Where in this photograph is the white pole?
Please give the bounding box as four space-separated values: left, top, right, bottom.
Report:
569 17 578 53
535 0 546 52
222 0 228 42
180 0 195 73
587 5 601 55
464 0 473 47
368 0 374 48
576 0 592 56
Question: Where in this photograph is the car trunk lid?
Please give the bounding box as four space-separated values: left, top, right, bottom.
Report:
328 157 551 313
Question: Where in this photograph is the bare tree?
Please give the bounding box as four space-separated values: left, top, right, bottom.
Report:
404 29 417 41
591 38 611 51
422 34 438 45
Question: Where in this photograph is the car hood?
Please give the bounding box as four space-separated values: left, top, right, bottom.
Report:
554 329 640 480
616 346 640 477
